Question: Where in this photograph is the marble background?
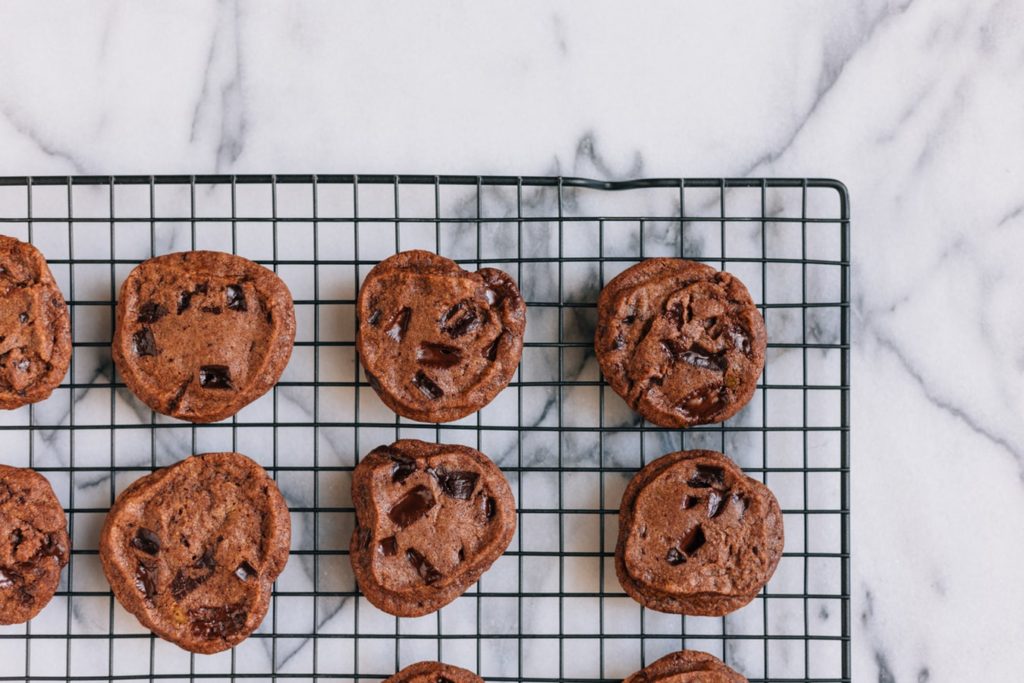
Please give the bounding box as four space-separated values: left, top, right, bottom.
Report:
0 0 1021 681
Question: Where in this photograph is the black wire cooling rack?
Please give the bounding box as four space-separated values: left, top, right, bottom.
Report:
0 175 849 683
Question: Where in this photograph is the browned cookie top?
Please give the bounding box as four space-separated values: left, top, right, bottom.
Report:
356 250 526 423
624 650 748 683
616 450 783 616
351 439 516 617
384 661 485 683
100 452 290 654
112 251 296 423
596 258 765 427
0 465 71 624
0 235 71 409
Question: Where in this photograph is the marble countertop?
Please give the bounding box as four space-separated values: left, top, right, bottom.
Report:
1 1 1022 681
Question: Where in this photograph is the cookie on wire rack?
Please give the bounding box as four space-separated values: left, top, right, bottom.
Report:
624 649 748 683
384 661 484 683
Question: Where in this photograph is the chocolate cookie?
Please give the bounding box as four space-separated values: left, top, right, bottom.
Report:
615 450 783 616
0 235 71 409
112 250 296 423
356 250 526 423
384 661 484 683
595 258 766 427
100 452 290 653
0 465 70 624
350 439 516 617
624 650 747 683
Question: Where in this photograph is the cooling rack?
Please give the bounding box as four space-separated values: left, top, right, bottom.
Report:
0 175 849 682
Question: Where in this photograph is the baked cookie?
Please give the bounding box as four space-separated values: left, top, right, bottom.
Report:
100 452 290 654
595 258 766 427
384 661 484 683
615 450 783 616
356 250 526 423
112 250 295 423
0 465 70 624
351 439 516 617
0 235 71 409
624 650 747 683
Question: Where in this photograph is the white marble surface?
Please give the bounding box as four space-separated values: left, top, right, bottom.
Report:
0 1 1022 681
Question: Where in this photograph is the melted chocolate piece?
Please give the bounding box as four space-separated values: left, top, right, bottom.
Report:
679 525 706 556
18 312 28 324
440 300 480 338
226 285 247 312
689 464 726 489
135 561 157 600
666 547 686 566
379 536 398 556
137 302 168 323
412 371 444 400
234 561 256 582
390 453 417 484
199 365 233 389
366 309 381 326
417 342 463 368
406 548 442 584
707 490 725 518
680 494 700 510
170 547 216 600
133 328 158 357
728 326 751 356
484 495 496 521
483 333 503 361
130 527 161 555
189 603 247 640
386 307 412 342
388 485 436 529
432 468 479 500
177 291 193 314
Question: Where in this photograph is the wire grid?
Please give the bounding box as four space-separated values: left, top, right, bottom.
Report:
0 175 849 683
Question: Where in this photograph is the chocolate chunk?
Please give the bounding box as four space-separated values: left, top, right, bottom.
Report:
194 283 209 294
679 525 706 556
189 603 247 640
417 342 463 368
412 371 444 400
483 333 503 361
386 307 412 342
437 677 456 683
484 496 496 521
134 562 156 600
137 302 168 323
678 385 728 421
405 548 442 584
689 464 726 489
234 561 256 582
170 547 216 600
379 536 398 556
388 485 436 529
730 493 748 519
666 547 686 566
130 527 161 555
132 328 158 357
440 300 480 338
199 365 233 389
432 468 480 500
226 285 247 312
200 305 222 315
367 309 381 326
18 312 28 324
0 568 16 588
680 495 699 510
728 326 752 356
390 453 417 484
707 490 725 518
177 290 193 314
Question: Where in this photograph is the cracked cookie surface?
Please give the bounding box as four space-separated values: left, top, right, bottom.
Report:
0 465 70 624
595 258 765 427
112 251 295 423
624 649 748 683
615 450 783 616
350 439 516 617
100 452 290 653
383 661 484 683
356 250 526 423
0 235 71 409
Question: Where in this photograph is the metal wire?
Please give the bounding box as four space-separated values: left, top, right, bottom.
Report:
0 175 850 683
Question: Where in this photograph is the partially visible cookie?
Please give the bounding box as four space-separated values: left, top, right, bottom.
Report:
112 250 296 423
384 661 484 683
0 235 71 409
624 650 747 683
100 452 290 654
595 258 766 427
356 250 526 423
615 450 783 616
0 465 71 624
351 439 516 617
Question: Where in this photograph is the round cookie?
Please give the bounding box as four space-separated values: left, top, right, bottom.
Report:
615 450 783 616
0 465 70 624
112 250 296 423
384 661 484 683
595 258 766 427
0 235 71 409
100 452 290 654
356 250 526 423
350 439 516 617
624 649 747 683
